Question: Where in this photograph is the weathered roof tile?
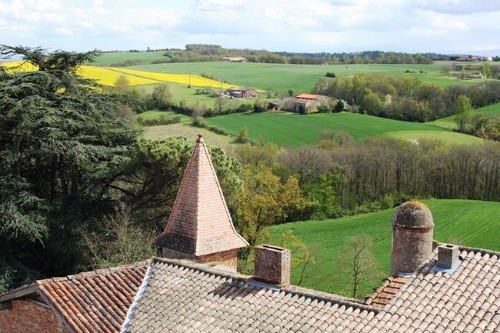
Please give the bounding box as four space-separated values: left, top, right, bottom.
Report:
0 261 147 333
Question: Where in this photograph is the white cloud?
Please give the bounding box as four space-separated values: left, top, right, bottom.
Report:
0 0 498 54
411 0 500 15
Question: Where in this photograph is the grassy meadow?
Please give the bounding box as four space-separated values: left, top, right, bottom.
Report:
141 124 237 151
91 51 167 66
268 199 500 298
136 111 192 124
475 102 500 115
3 59 489 147
205 111 483 146
127 61 484 93
4 57 490 94
430 102 500 129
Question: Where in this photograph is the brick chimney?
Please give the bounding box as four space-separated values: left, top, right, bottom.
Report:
155 135 248 270
254 245 291 286
391 200 434 276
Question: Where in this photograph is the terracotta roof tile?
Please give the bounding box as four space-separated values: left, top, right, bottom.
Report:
365 276 408 308
35 262 147 333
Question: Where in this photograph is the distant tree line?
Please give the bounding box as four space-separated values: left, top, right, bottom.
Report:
143 44 441 65
277 50 436 65
103 44 500 67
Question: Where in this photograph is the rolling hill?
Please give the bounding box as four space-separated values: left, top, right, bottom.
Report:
205 111 483 146
268 199 500 298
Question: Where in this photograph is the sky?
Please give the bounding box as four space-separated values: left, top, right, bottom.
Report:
1 0 499 55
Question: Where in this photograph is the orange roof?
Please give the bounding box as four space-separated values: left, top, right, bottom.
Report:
155 135 248 256
295 93 324 100
0 262 147 333
365 276 408 308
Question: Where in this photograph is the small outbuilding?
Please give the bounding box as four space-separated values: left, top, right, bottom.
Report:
225 87 258 98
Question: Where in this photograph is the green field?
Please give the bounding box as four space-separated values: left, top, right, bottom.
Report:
92 51 168 66
136 112 238 150
205 111 483 146
476 102 500 115
126 61 485 93
268 199 500 298
430 102 500 129
136 83 255 110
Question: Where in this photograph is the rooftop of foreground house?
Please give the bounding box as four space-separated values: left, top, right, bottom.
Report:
122 245 499 333
1 244 497 333
0 261 148 333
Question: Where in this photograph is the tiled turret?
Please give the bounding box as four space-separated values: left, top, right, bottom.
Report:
155 135 248 270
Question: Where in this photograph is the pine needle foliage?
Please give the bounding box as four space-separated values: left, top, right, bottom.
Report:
0 45 138 289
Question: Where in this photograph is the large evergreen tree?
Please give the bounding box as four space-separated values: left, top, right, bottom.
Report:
0 45 138 290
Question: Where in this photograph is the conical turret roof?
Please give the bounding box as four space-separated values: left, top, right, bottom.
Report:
155 135 248 256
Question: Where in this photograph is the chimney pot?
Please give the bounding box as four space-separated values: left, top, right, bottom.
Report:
254 245 290 286
437 244 460 269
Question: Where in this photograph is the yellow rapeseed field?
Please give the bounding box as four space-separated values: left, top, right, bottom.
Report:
77 66 158 86
110 68 233 89
1 61 233 89
0 61 38 72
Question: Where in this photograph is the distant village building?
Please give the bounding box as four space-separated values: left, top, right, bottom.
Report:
1 137 498 333
221 56 248 63
454 55 481 61
225 86 258 98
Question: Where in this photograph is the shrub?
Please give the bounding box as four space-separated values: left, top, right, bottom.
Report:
110 60 141 67
238 103 254 113
334 100 345 113
236 127 249 143
253 99 268 113
137 114 181 126
208 125 229 135
192 116 208 128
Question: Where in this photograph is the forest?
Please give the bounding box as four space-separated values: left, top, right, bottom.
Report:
0 46 499 294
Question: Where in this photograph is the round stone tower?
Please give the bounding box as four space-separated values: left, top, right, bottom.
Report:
391 200 434 276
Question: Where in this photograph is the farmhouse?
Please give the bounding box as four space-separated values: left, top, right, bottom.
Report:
0 136 498 333
274 93 332 113
454 55 481 62
225 86 258 98
295 93 330 102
